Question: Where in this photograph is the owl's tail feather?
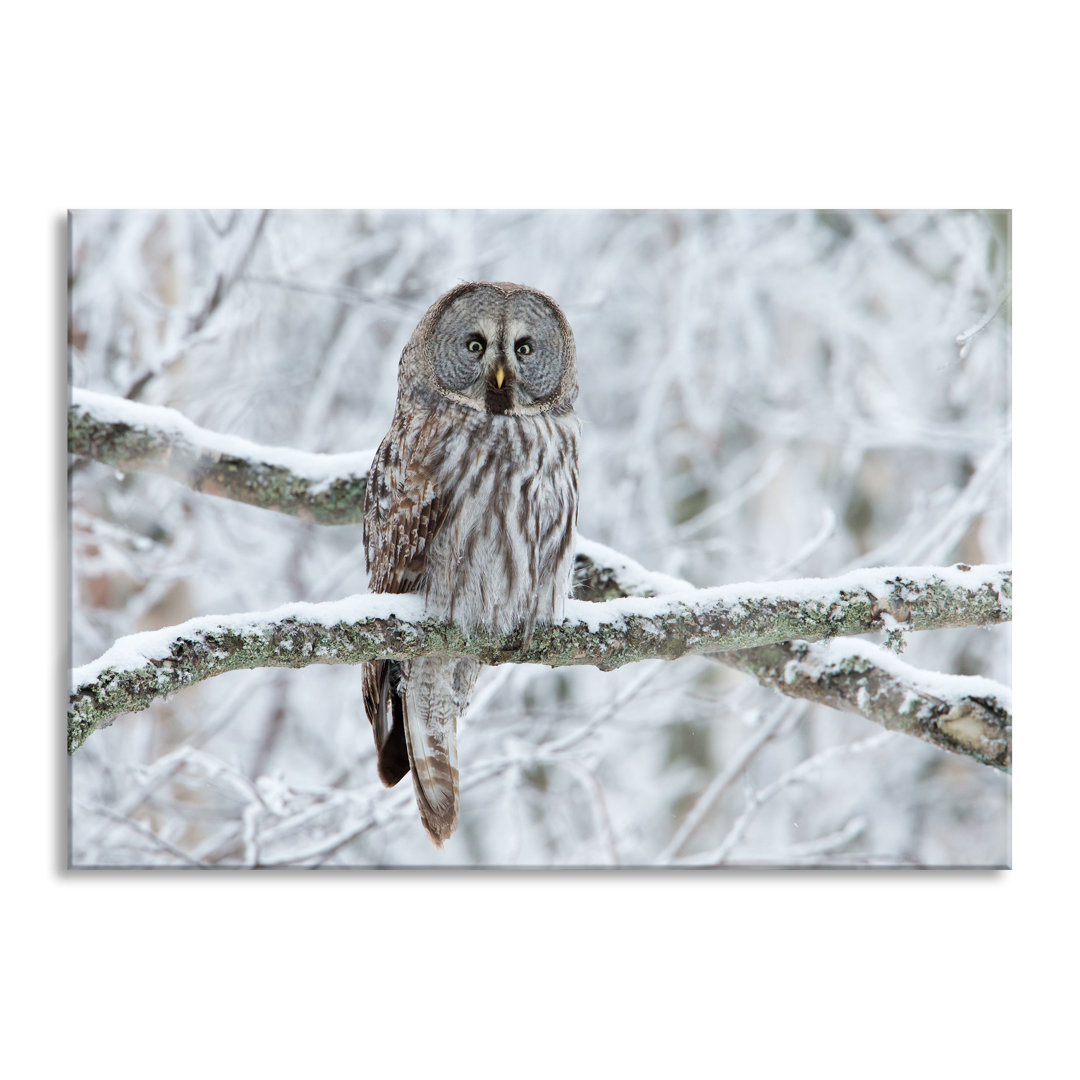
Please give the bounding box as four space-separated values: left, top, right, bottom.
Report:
401 662 463 847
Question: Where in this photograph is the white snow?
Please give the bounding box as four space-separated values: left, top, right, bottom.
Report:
573 537 693 597
797 637 1012 713
563 563 1009 634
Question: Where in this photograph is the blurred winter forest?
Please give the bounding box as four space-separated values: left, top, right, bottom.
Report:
68 209 1011 867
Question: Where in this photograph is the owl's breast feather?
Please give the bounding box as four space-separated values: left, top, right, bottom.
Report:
422 409 579 635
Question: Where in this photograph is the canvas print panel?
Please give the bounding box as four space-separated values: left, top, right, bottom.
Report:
68 209 1011 867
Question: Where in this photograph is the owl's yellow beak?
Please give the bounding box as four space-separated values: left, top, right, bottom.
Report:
495 366 505 389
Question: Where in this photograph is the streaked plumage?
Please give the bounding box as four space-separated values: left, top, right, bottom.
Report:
363 282 580 845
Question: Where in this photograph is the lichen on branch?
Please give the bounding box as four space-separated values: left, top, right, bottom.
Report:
68 564 1011 754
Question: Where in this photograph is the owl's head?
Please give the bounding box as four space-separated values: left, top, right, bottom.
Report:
402 282 578 416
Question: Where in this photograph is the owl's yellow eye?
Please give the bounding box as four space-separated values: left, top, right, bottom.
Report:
516 341 532 357
467 338 485 353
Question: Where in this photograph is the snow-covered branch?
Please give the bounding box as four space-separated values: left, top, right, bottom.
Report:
68 388 373 526
576 542 1012 771
722 640 1010 771
68 564 1012 756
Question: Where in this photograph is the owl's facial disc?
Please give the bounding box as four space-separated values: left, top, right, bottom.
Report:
428 284 570 415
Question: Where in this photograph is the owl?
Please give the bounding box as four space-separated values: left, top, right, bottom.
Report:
363 282 581 846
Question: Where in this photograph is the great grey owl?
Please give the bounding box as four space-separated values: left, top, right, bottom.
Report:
363 282 580 845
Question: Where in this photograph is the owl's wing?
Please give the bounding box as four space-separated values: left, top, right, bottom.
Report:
362 426 447 787
362 660 411 786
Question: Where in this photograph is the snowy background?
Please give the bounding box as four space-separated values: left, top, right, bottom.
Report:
68 209 1011 867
